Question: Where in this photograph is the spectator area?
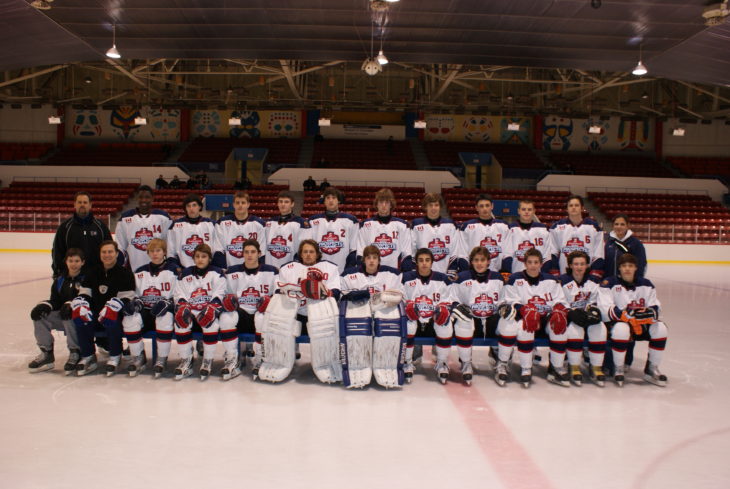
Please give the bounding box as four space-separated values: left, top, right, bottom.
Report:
550 153 674 178
423 142 544 171
666 156 730 179
311 139 416 170
0 142 54 161
154 185 289 220
44 142 167 166
178 137 301 164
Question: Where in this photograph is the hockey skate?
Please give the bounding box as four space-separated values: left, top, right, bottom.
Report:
461 361 473 386
643 362 667 387
221 354 241 381
435 361 449 384
105 355 121 377
494 361 509 387
28 349 54 373
174 356 193 380
614 365 625 387
127 352 147 377
153 357 167 379
520 367 532 388
569 364 583 386
547 364 570 388
76 355 98 376
63 349 80 375
403 361 415 384
589 365 606 387
199 358 213 381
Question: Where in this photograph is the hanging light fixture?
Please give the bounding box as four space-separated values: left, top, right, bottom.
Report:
30 0 53 10
632 44 647 76
376 50 388 65
106 24 121 59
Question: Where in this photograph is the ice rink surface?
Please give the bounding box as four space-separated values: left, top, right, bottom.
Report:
1 252 729 489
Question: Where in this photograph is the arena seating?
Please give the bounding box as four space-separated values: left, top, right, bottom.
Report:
423 141 545 171
550 153 674 178
588 191 730 243
0 142 54 161
0 182 137 231
178 137 301 164
311 139 416 170
301 186 425 221
44 142 168 166
154 185 289 220
666 156 730 179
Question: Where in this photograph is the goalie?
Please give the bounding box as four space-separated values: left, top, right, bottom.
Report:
340 245 405 389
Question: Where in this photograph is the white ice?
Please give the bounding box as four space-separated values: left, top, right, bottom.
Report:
0 253 729 489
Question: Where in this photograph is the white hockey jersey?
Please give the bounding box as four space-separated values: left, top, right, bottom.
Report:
224 264 278 315
504 272 568 317
598 276 660 323
264 215 308 269
115 209 172 271
559 274 601 309
216 214 267 267
306 212 359 273
410 217 459 274
174 266 226 311
357 216 411 270
550 218 605 276
401 271 453 322
502 221 555 273
340 265 402 296
132 260 177 309
167 217 222 269
276 259 341 314
452 270 504 319
455 218 510 272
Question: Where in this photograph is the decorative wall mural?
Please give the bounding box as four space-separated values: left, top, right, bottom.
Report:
425 115 455 141
72 110 103 137
617 119 650 151
543 116 574 151
582 118 610 151
229 111 261 138
110 106 142 139
149 109 180 140
500 117 531 145
266 111 299 137
461 115 492 142
192 111 221 138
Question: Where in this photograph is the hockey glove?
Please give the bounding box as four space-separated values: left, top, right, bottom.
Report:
150 298 173 317
549 303 569 335
434 304 450 326
30 301 53 321
498 303 517 320
300 278 328 300
222 293 240 312
174 302 193 329
584 305 602 325
520 304 541 333
122 297 144 316
98 298 124 324
621 309 650 336
196 303 221 328
452 303 474 322
257 295 272 313
589 268 604 280
59 301 73 320
71 297 93 324
404 301 419 322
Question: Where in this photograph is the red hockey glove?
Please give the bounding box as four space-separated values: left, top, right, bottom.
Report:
405 301 419 322
257 295 272 313
196 303 221 328
549 303 569 335
98 298 124 323
222 293 239 312
435 304 450 326
175 302 193 329
520 304 541 333
71 297 93 323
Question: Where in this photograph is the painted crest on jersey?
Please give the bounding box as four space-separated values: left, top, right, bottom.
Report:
515 240 535 262
189 287 210 310
627 299 646 311
571 291 591 309
131 228 154 251
141 287 162 307
319 231 344 255
479 237 501 259
374 233 396 256
527 295 550 315
182 234 205 257
472 293 496 317
226 235 246 258
267 235 290 259
428 238 448 261
238 286 261 308
414 295 435 318
562 237 588 257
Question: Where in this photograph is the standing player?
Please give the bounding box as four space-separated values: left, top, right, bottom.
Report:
604 214 647 279
264 190 308 269
409 193 459 277
27 248 86 374
121 238 178 378
402 248 453 384
454 193 509 274
502 199 555 274
598 253 668 387
218 239 277 380
216 191 266 268
450 246 505 385
306 187 359 273
550 195 604 277
356 188 412 271
167 193 223 271
115 185 172 272
559 251 607 387
496 248 569 388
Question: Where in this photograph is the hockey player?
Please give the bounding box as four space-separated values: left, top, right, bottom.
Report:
216 191 266 268
340 244 405 388
172 243 226 380
402 248 453 384
356 188 412 271
497 248 569 388
550 195 604 277
502 199 555 274
264 190 308 269
167 193 223 271
559 251 607 387
121 238 178 378
72 241 136 376
28 248 86 374
450 246 505 385
454 193 510 274
218 239 277 380
306 187 358 273
115 185 172 272
604 214 647 279
409 193 459 277
598 253 668 387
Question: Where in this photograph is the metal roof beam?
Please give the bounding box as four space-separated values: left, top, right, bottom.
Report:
0 65 67 89
279 60 302 100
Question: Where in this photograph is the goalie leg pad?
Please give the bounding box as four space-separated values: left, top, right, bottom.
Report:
307 297 342 384
339 301 374 389
453 316 474 364
372 305 407 388
258 294 300 383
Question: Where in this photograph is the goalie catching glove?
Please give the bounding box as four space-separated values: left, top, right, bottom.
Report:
452 303 474 322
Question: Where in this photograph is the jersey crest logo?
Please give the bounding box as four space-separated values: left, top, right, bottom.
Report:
428 238 448 261
374 233 396 256
414 295 435 318
479 237 501 259
562 237 588 257
182 234 205 256
267 235 290 259
527 295 550 315
189 287 210 310
627 299 646 311
319 231 344 255
141 287 162 307
226 235 246 259
472 293 496 317
571 291 591 309
515 240 535 262
239 286 262 308
131 228 154 251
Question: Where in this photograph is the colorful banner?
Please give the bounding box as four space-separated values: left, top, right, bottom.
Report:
190 110 302 139
66 107 181 141
423 115 531 144
542 115 653 152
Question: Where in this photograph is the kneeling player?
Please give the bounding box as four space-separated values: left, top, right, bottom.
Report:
497 248 569 388
598 253 668 387
172 244 226 380
121 238 178 378
451 246 505 385
340 244 404 388
218 239 277 380
402 248 453 384
559 251 607 387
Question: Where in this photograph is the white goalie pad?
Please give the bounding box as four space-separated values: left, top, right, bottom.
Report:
372 304 406 388
341 300 374 389
307 297 342 384
370 290 404 312
257 293 300 383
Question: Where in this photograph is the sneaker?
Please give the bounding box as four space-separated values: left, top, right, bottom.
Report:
63 349 81 375
76 355 98 376
174 357 193 381
461 361 474 386
106 355 121 377
494 361 509 387
28 349 54 373
614 365 625 387
570 364 583 386
643 362 667 387
435 361 449 384
404 361 415 384
547 364 570 388
589 365 606 387
200 358 213 380
153 357 167 379
127 352 147 377
520 367 532 388
221 354 241 381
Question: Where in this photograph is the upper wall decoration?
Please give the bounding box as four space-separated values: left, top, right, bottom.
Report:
66 107 181 141
424 115 531 144
190 110 302 139
542 115 653 152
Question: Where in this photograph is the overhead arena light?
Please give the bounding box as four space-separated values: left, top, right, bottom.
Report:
30 0 53 10
376 50 389 65
48 115 62 125
228 117 242 126
507 122 520 131
106 24 121 59
413 119 427 129
672 127 686 136
588 125 602 134
318 118 331 127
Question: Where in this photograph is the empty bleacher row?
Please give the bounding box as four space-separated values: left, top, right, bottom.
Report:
302 186 425 221
0 142 54 161
549 152 674 178
423 141 545 171
45 142 168 166
666 156 730 179
312 139 416 170
178 137 301 165
153 185 289 220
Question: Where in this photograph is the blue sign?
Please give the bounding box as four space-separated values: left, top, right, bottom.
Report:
205 194 233 212
458 152 493 166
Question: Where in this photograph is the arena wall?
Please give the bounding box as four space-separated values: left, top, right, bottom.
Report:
268 168 460 193
0 165 184 188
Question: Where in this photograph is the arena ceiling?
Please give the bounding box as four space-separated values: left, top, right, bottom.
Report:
1 0 729 119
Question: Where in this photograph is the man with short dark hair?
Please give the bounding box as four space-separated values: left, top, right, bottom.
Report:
115 185 172 271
